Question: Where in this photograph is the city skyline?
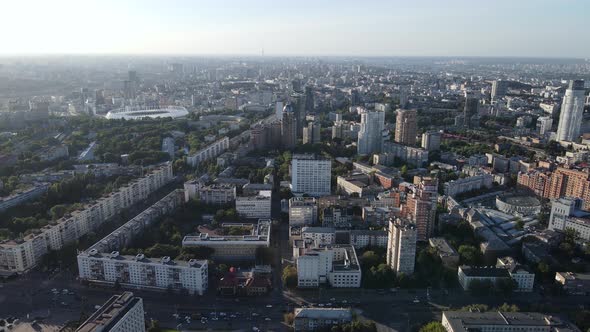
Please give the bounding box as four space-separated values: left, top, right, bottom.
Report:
1 0 589 58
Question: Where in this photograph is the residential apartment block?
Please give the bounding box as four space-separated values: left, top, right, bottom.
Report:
0 163 174 275
291 154 331 197
187 137 229 167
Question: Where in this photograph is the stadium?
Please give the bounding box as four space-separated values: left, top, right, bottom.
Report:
495 194 541 216
105 106 189 120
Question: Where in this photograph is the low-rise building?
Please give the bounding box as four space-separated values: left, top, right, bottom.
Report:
495 257 535 292
182 220 271 261
0 183 49 213
441 311 577 332
548 198 590 241
296 245 361 288
362 206 393 225
289 197 318 226
349 230 388 249
555 272 590 295
457 266 511 290
293 308 352 332
444 174 493 197
235 190 272 219
301 227 336 246
198 184 237 205
429 237 459 267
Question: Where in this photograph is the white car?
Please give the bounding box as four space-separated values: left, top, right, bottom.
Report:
265 318 271 321
265 304 272 308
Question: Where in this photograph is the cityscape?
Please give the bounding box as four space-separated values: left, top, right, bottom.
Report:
1 1 590 332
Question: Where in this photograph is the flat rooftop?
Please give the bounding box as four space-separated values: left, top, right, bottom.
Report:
76 292 142 332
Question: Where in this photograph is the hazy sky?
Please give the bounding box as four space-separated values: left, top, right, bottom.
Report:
1 0 588 57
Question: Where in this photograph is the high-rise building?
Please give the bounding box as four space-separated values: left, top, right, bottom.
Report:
421 131 442 151
291 154 331 197
275 101 284 121
128 70 138 83
305 86 315 113
76 292 145 332
282 104 297 148
291 93 306 138
303 122 321 144
399 86 409 108
123 80 136 100
556 80 586 142
394 109 417 146
536 116 553 137
491 80 509 102
404 176 438 241
386 218 417 274
357 109 385 155
332 121 345 140
463 91 479 128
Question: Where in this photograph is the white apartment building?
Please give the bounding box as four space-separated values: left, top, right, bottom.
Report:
387 219 417 274
301 227 336 246
0 163 174 275
294 308 352 332
421 131 441 151
349 230 388 249
444 174 493 197
296 245 361 288
235 190 272 219
291 154 331 197
88 190 184 254
289 197 318 226
187 137 229 167
442 311 575 332
357 109 385 155
548 197 590 241
78 252 208 295
0 183 49 212
76 292 145 332
457 266 511 290
182 220 271 261
198 184 236 205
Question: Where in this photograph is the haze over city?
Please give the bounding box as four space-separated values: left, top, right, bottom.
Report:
1 1 590 332
1 0 589 57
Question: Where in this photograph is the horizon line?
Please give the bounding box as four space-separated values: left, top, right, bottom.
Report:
0 53 588 60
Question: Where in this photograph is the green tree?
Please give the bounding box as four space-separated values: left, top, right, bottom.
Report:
497 303 519 312
468 279 494 295
495 278 517 295
419 322 446 332
147 319 161 332
282 265 298 289
458 245 482 265
360 251 380 269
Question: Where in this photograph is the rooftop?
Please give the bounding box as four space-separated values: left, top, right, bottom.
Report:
459 265 511 278
442 311 572 332
294 307 352 320
76 292 142 332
